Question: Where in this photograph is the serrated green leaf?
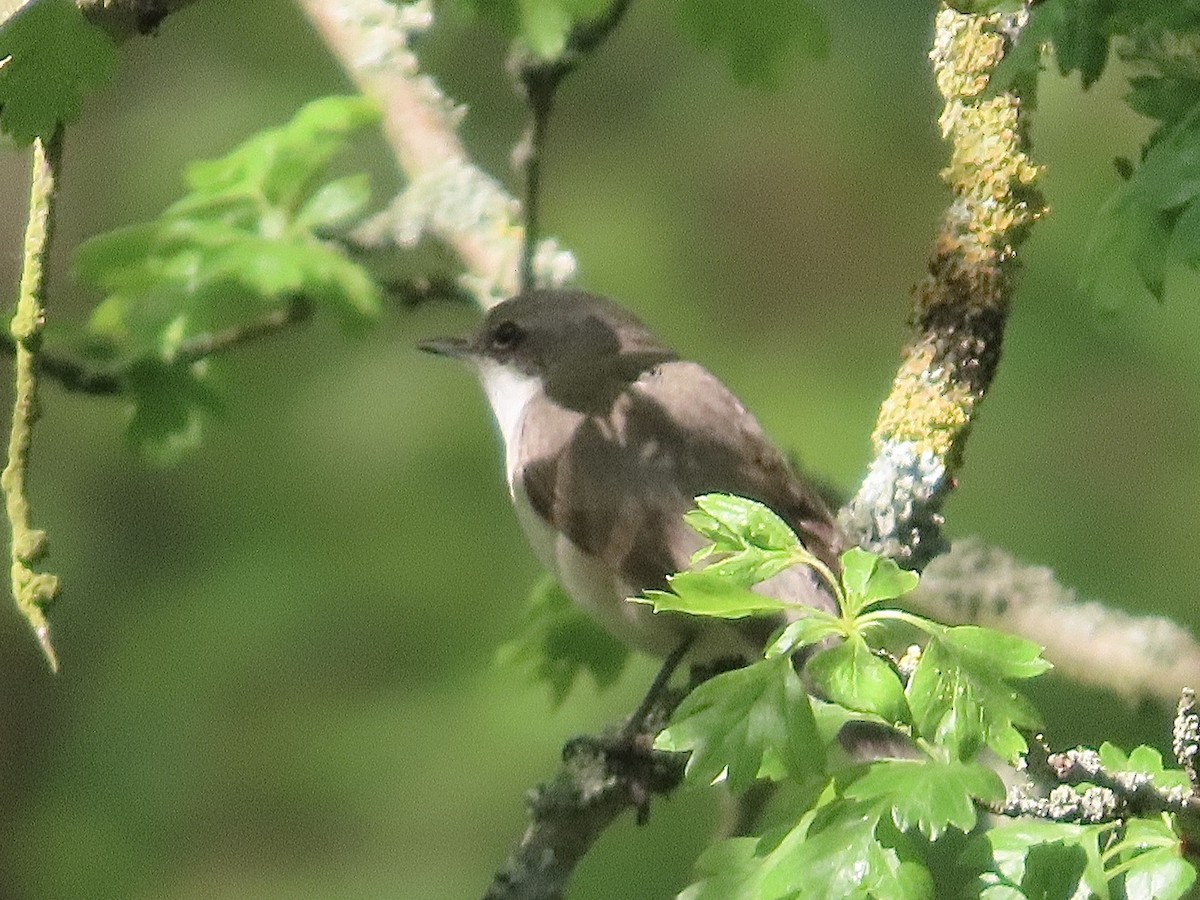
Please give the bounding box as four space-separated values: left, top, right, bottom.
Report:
0 0 117 144
1120 816 1182 852
808 634 910 725
655 656 824 792
495 576 629 704
844 758 1004 840
688 494 800 554
637 570 789 619
906 632 1043 762
182 95 378 207
967 821 1100 900
296 174 372 231
678 0 828 88
122 359 223 465
840 547 919 617
74 95 381 361
765 612 842 658
763 802 933 900
1098 742 1193 793
938 625 1052 680
1123 848 1196 900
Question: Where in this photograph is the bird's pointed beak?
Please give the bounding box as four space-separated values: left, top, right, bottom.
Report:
417 335 473 359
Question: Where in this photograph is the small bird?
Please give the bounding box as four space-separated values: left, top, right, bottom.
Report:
419 289 841 661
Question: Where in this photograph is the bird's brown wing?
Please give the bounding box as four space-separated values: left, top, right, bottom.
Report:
518 360 841 600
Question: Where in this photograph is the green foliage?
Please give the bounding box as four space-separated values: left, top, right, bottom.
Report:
992 0 1200 305
907 626 1049 762
807 635 910 725
71 95 381 459
0 0 117 144
495 576 630 704
844 759 1004 840
1081 107 1200 306
656 655 823 793
451 0 611 58
451 0 827 84
967 816 1197 900
1098 741 1194 793
650 494 1195 899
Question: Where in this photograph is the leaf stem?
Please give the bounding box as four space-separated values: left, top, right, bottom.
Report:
3 131 64 671
859 608 942 636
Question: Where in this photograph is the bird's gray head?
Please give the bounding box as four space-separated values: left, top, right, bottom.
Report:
419 290 678 414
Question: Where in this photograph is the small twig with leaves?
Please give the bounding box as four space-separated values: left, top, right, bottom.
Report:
4 131 64 670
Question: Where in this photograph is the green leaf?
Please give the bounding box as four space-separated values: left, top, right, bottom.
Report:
967 821 1101 900
808 634 910 725
844 758 1004 840
1123 849 1196 900
1098 742 1193 793
495 576 630 704
655 656 824 792
296 174 372 231
677 0 828 88
0 0 117 144
637 570 789 619
122 359 223 465
74 95 382 360
938 625 1052 680
765 612 842 658
906 629 1045 762
764 802 933 899
840 547 919 617
687 494 800 554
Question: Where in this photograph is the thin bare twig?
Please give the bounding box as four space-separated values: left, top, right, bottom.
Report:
512 0 634 290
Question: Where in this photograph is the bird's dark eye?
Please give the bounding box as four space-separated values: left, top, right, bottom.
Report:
489 320 524 351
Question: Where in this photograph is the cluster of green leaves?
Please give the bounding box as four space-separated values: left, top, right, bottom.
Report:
496 576 630 703
980 0 1200 307
448 0 826 86
622 494 1197 899
0 0 117 145
70 96 382 461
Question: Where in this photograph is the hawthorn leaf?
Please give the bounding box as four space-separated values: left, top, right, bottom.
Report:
843 758 1004 840
655 656 823 792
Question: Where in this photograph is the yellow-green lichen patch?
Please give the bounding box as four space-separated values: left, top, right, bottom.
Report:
870 343 974 460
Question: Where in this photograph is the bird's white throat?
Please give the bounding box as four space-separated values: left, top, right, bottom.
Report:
473 358 544 482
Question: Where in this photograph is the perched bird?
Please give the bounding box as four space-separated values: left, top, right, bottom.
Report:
419 289 841 662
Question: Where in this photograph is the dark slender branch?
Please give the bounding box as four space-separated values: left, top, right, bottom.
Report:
513 0 634 291
173 298 312 365
0 298 314 396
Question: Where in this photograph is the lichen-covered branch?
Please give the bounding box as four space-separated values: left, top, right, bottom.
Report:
3 133 64 671
483 688 687 900
296 0 575 310
915 539 1200 706
839 5 1045 568
999 726 1200 837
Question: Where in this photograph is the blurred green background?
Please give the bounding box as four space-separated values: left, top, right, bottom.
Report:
1 1 1198 897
